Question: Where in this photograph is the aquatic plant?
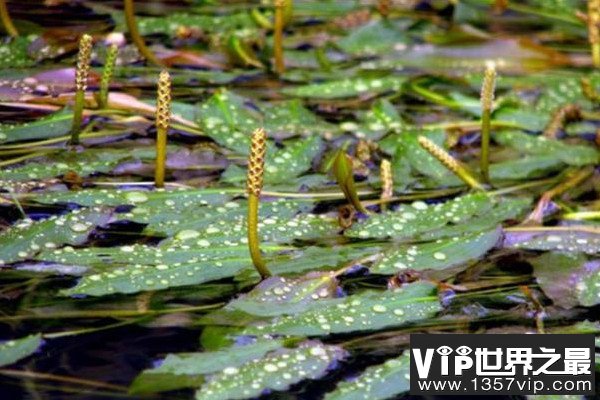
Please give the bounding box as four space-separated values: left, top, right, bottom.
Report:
379 159 392 210
273 0 286 74
588 0 600 67
123 0 162 66
154 70 171 188
0 0 17 37
246 127 272 279
69 34 92 145
417 136 484 191
97 44 118 109
480 62 496 184
332 149 368 214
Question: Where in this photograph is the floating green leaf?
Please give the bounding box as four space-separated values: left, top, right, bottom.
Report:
0 109 73 144
195 341 347 400
244 282 440 336
130 340 284 394
504 227 600 254
221 135 323 186
226 273 339 317
0 208 113 265
324 352 410 400
282 76 405 99
346 193 492 240
372 227 501 275
494 131 599 167
338 20 409 56
32 188 230 208
531 252 600 308
0 334 43 367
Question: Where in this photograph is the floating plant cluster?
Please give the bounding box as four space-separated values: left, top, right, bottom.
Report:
0 1 599 399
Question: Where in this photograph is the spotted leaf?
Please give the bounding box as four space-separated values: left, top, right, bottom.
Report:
195 341 347 400
225 273 339 317
324 352 410 400
504 227 600 254
531 253 600 308
372 227 501 276
282 76 405 99
0 334 43 367
0 109 73 144
130 340 284 394
346 193 492 240
32 188 230 208
243 282 441 336
0 208 113 265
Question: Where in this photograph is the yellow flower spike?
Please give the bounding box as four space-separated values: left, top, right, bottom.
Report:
417 136 485 191
69 34 93 145
154 70 171 188
380 159 393 211
123 0 163 66
97 44 118 109
0 0 18 37
588 0 600 68
246 128 272 279
480 62 496 184
273 0 286 75
543 104 581 139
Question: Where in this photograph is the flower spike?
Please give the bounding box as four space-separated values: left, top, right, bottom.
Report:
246 128 271 279
70 34 93 145
154 70 171 188
418 136 485 191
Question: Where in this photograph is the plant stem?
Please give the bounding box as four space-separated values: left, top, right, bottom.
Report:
246 128 271 279
97 44 118 109
0 0 17 37
417 136 485 191
123 0 162 66
154 70 171 188
0 369 128 392
589 0 600 68
273 0 285 75
480 63 496 184
70 34 93 145
248 193 270 278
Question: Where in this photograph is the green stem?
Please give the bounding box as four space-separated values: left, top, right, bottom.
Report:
480 108 491 183
273 0 285 75
0 0 17 37
0 303 223 321
69 90 85 145
123 0 162 66
154 126 167 187
247 193 271 279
